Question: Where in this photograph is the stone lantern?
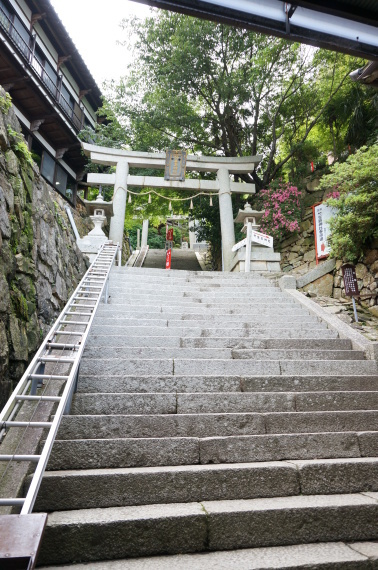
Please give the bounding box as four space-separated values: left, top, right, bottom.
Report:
77 187 114 262
230 202 281 273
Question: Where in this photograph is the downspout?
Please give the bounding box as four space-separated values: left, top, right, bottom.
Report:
64 204 80 242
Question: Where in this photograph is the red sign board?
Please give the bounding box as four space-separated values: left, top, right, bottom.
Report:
166 228 174 241
165 248 172 270
341 264 359 297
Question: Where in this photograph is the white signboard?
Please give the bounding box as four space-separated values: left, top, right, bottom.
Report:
251 230 273 248
313 203 336 260
232 238 247 252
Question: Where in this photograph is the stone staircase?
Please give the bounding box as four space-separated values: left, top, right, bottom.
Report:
35 268 378 568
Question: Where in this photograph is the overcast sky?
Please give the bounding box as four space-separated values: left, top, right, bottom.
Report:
50 0 153 87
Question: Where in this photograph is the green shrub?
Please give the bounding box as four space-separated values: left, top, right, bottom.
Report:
319 144 378 262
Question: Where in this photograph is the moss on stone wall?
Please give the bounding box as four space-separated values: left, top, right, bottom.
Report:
0 87 89 408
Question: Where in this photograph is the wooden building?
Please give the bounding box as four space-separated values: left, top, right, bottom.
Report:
0 0 102 205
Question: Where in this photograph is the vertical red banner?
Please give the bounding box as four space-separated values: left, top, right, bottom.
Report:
166 228 174 241
165 248 172 270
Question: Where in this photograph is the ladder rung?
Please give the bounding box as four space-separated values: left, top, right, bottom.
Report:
53 331 83 336
0 455 41 462
79 286 102 290
0 498 25 506
46 342 80 349
60 320 89 325
65 311 93 316
15 395 62 402
4 421 52 428
30 374 69 380
70 304 96 308
38 356 76 363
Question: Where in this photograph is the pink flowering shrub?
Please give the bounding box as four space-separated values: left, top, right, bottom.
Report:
255 180 301 243
324 191 340 201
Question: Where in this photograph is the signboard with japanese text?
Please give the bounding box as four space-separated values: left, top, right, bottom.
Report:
165 248 172 270
251 230 273 248
164 149 187 181
341 264 359 297
313 202 336 262
232 238 247 252
166 228 174 241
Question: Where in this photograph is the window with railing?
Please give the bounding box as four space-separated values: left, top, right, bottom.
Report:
0 1 84 131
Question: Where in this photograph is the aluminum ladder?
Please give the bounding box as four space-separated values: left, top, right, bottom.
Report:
0 241 119 515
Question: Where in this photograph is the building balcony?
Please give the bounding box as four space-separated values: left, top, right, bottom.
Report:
0 5 84 133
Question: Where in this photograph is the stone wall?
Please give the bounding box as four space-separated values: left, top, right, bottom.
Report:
0 89 89 408
276 175 378 310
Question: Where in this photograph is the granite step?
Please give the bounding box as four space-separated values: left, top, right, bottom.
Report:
89 325 337 338
46 431 377 470
82 347 362 361
76 374 378 394
92 317 323 327
69 391 378 416
37 494 378 565
79 358 376 377
85 336 351 349
94 311 314 322
36 541 378 570
97 305 307 316
55 411 378 441
33 458 378 512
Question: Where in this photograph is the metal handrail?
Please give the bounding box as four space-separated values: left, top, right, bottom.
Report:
0 241 119 514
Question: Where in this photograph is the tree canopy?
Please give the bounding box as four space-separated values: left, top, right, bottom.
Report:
95 11 366 190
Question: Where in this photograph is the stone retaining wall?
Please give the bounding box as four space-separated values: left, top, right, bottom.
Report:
276 175 377 312
0 89 90 408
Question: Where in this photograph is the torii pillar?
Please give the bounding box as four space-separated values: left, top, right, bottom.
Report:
109 160 128 246
217 168 235 271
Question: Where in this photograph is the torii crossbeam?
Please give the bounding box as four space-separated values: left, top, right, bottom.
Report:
82 142 262 271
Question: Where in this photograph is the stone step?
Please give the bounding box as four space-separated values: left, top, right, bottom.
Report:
79 358 376 377
69 391 378 416
109 283 275 292
34 458 378 512
94 311 313 322
37 494 378 565
56 411 378 441
70 391 378 415
173 359 377 376
85 336 351 350
36 541 378 570
82 347 232 360
232 349 365 361
76 374 378 394
78 357 376 377
94 317 323 327
46 430 377 470
106 296 297 306
98 305 307 316
89 325 337 338
82 347 362 361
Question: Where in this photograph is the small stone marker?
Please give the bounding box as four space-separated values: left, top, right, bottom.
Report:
341 263 359 322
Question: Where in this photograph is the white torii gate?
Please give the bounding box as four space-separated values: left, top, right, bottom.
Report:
81 142 261 271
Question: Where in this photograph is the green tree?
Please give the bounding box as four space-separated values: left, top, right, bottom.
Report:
319 144 378 262
100 12 359 190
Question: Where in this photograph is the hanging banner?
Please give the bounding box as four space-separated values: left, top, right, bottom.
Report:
341 264 359 297
251 230 273 248
312 202 336 262
165 248 172 270
166 227 174 241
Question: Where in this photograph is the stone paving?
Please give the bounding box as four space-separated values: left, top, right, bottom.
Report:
36 267 378 568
